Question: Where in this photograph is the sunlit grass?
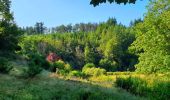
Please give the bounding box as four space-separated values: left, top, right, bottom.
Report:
0 72 146 100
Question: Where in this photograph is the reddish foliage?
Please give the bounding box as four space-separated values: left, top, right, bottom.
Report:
46 53 61 62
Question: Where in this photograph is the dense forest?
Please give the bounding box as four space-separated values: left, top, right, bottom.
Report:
0 0 170 100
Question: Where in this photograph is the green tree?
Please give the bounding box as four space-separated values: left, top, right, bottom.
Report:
0 0 22 51
0 0 13 21
35 22 45 34
129 0 170 73
84 44 95 63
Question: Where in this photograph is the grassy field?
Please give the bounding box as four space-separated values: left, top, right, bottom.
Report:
2 60 169 100
0 71 146 100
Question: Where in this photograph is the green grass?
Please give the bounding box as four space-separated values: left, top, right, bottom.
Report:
0 73 146 100
0 59 146 100
115 73 170 100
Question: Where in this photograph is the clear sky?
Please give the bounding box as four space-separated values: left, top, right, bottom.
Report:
11 0 149 27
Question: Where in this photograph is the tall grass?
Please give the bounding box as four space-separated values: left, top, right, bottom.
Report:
115 74 170 100
0 74 144 100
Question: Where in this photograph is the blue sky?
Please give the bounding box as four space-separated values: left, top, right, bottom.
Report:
11 0 149 27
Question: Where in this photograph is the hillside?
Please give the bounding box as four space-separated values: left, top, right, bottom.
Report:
0 73 145 100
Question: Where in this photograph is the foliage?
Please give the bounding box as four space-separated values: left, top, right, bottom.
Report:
90 0 137 6
69 70 85 77
0 0 22 52
55 60 68 70
17 35 62 57
0 57 13 73
129 0 170 73
18 18 135 71
82 63 95 71
84 44 95 63
49 60 72 76
0 0 13 21
46 52 61 62
99 58 117 71
116 75 170 100
83 64 106 77
0 74 143 100
86 67 106 77
23 53 48 78
28 53 50 70
24 61 42 78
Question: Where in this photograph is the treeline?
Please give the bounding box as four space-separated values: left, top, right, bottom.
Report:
19 18 138 71
22 22 98 35
1 0 170 74
19 0 170 73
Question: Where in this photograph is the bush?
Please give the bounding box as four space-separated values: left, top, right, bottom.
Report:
50 60 65 72
49 60 72 76
23 53 46 78
65 63 72 72
51 60 72 72
69 70 85 77
0 58 13 73
24 61 42 78
99 59 117 71
46 52 61 62
29 53 51 70
83 67 106 77
82 63 95 72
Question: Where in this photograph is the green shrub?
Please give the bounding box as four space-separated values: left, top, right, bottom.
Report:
51 60 72 72
83 67 106 77
64 63 72 72
49 60 73 76
69 70 85 77
0 58 13 73
29 53 51 70
82 63 95 72
99 59 117 71
24 61 42 78
23 54 45 78
53 60 65 69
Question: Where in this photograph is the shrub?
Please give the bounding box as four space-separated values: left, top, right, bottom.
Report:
23 53 47 78
51 60 65 72
24 61 42 78
69 70 85 77
46 52 61 62
0 58 13 73
50 60 72 76
99 59 117 71
57 69 67 76
65 63 72 72
82 63 95 72
83 67 106 77
29 53 51 70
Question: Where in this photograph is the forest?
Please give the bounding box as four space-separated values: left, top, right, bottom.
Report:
0 0 170 100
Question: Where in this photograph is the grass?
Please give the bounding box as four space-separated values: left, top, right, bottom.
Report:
115 73 170 100
0 59 147 100
0 72 146 100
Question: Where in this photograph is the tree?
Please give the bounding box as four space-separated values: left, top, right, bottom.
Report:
129 18 143 27
129 0 170 73
90 0 137 6
0 0 13 21
84 44 95 63
106 18 117 26
0 0 22 51
35 22 45 34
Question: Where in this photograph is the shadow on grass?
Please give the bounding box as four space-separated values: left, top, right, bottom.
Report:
0 73 146 100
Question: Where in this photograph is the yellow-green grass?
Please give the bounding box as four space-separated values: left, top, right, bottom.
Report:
0 73 146 100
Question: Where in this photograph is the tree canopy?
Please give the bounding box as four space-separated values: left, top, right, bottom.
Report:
90 0 137 6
